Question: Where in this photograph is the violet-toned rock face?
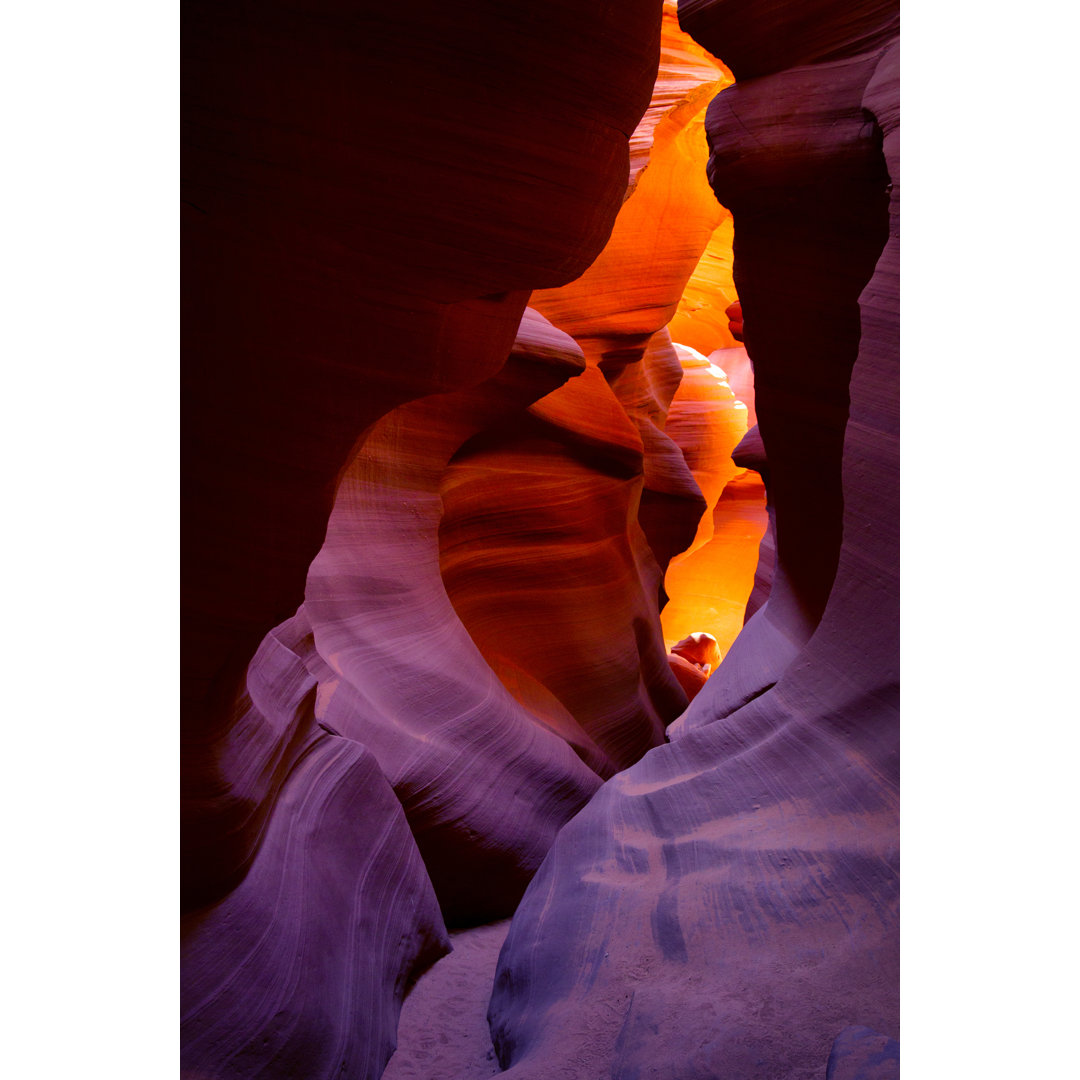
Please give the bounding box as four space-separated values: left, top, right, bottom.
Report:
183 1 899 1076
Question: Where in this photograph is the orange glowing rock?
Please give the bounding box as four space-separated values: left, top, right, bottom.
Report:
530 5 730 343
530 107 725 341
709 343 756 427
627 2 734 199
671 631 722 670
439 312 686 778
662 470 768 659
667 214 741 355
660 345 767 658
525 6 734 583
667 651 709 701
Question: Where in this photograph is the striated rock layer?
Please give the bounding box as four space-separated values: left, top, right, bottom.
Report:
431 0 751 786
438 326 683 782
488 2 900 1077
667 215 742 356
659 344 765 659
305 310 619 926
182 2 667 1077
182 0 663 911
180 612 449 1080
527 1 734 583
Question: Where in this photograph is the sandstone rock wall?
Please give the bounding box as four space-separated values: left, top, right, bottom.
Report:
182 3 667 1076
488 2 901 1076
183 1 899 1076
182 0 662 908
659 344 766 658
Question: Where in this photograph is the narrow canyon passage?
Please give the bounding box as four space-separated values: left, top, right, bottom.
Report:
181 1 899 1078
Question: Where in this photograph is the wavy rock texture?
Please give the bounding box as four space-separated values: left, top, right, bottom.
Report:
627 2 733 199
182 2 667 1077
182 0 662 908
303 310 613 927
438 327 683 781
528 5 733 581
184 0 900 1076
487 4 900 1077
688 44 894 708
667 215 741 356
664 469 769 653
419 3 751 857
660 344 766 658
180 611 449 1080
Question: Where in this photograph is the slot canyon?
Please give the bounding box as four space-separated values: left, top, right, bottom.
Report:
182 1 899 1077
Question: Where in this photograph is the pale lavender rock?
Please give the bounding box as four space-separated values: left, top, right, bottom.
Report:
181 618 448 1080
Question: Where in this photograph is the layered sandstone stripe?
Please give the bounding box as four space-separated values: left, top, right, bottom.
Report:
182 0 662 909
303 311 608 926
659 344 766 659
183 3 664 1077
180 611 448 1080
667 216 742 356
488 3 901 1076
527 4 734 581
439 322 684 780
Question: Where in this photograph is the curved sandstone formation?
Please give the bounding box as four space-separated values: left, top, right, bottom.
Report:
184 1 900 1077
180 611 449 1080
438 322 684 780
659 344 766 659
526 1 736 583
182 0 663 910
667 216 742 356
304 310 621 925
627 2 733 199
488 3 900 1076
182 2 667 1077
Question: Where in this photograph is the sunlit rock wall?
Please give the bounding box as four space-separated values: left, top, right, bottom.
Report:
433 0 752 780
667 215 741 356
660 344 766 657
488 1 901 1077
528 2 734 583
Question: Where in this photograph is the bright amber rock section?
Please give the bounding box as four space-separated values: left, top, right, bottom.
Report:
660 345 767 657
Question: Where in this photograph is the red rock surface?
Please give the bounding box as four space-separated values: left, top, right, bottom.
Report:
487 4 900 1077
667 217 741 355
438 322 682 780
526 5 732 582
627 2 733 199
